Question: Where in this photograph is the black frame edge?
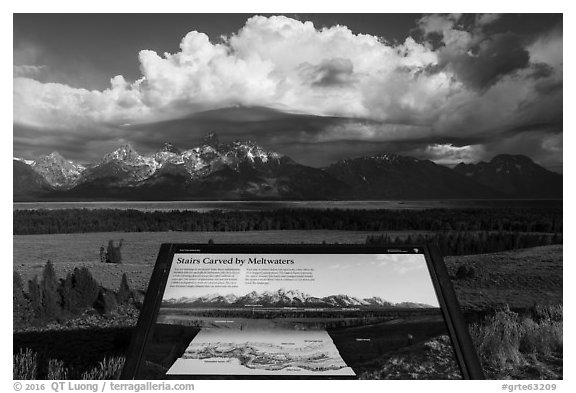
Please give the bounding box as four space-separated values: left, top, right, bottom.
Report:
427 244 485 379
120 243 176 379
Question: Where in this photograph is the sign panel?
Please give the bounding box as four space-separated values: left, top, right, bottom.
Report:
123 245 483 379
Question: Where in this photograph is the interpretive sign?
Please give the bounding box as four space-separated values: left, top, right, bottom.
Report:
122 244 483 379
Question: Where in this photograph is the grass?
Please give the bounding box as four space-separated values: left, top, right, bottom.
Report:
447 245 562 310
12 351 125 380
81 357 125 380
357 335 462 379
13 348 37 380
47 359 68 380
468 305 562 379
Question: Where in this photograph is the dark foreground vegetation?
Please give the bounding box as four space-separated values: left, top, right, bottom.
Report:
13 261 140 379
355 305 563 380
13 262 141 330
14 207 562 235
469 306 563 379
14 343 127 379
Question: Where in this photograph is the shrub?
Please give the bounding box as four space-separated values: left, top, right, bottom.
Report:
469 305 563 374
47 359 68 380
27 277 42 320
13 348 37 380
70 267 100 311
469 307 523 369
519 318 562 356
532 304 563 322
117 273 131 304
81 356 125 380
14 272 33 327
106 240 123 264
455 265 475 280
94 288 118 314
41 261 62 320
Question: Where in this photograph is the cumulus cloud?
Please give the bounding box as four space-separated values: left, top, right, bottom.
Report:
375 254 425 275
13 14 562 169
298 58 357 87
14 15 441 129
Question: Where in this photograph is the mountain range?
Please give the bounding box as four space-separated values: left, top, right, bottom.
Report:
13 132 562 201
162 288 433 309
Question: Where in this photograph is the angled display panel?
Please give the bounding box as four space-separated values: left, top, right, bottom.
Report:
122 244 483 379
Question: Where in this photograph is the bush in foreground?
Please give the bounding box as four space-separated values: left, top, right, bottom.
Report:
469 305 562 379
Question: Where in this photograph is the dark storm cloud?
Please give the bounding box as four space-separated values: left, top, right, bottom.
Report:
418 14 562 90
442 33 530 90
124 107 350 153
13 123 131 164
529 63 555 80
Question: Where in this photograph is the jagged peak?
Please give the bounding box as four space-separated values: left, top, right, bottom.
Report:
159 142 181 154
34 151 66 164
117 143 136 152
34 152 85 170
103 143 142 162
47 151 64 159
202 132 220 147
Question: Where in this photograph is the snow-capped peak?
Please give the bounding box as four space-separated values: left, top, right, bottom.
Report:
30 152 86 188
24 134 286 189
102 144 144 165
13 157 35 166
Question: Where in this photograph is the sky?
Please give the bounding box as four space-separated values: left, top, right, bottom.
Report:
13 13 563 171
163 253 439 306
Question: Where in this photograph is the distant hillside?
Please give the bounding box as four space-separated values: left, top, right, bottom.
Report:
324 153 500 199
453 155 562 199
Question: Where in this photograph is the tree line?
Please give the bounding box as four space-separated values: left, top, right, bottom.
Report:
14 207 562 235
365 231 563 256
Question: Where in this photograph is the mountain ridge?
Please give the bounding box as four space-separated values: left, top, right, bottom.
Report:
13 134 562 201
453 154 562 199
